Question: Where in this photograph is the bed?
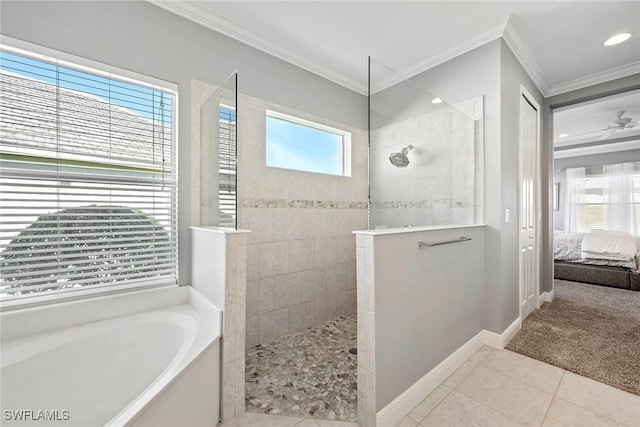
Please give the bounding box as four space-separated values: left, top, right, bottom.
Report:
553 230 640 291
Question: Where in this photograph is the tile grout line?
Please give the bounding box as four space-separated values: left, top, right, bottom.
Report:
423 384 455 425
453 386 530 427
412 348 494 425
294 418 322 426
407 348 493 425
453 359 549 427
477 356 563 396
550 372 634 427
452 347 493 388
410 382 456 425
539 370 565 426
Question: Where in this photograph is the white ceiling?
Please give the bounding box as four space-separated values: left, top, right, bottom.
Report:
554 89 640 145
553 89 640 158
149 1 640 97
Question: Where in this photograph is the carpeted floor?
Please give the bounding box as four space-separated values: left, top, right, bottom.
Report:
506 279 640 396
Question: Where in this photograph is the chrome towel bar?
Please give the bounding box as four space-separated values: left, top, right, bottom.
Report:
418 236 472 247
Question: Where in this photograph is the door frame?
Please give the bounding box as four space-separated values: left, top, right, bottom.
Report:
519 84 542 320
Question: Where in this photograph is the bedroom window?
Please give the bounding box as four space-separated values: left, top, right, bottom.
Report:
265 110 351 176
0 42 178 307
564 162 640 234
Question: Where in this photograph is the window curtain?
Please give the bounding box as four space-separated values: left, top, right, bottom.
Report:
603 162 639 235
564 167 585 233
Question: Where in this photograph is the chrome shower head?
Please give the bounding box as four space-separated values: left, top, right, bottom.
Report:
389 145 414 168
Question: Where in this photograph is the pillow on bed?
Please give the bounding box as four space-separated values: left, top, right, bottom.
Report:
581 230 638 261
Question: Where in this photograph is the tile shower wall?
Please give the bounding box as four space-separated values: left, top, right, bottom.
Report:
370 98 483 228
238 95 369 348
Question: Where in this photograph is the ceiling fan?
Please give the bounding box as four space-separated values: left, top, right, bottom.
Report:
605 110 638 130
556 110 640 141
597 110 639 140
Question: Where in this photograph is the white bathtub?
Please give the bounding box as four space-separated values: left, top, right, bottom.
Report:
0 286 221 426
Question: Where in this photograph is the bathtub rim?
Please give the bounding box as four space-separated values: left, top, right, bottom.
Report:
0 285 222 427
0 285 216 342
107 299 220 426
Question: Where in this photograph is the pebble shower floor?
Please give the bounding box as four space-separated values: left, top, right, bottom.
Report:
245 313 357 421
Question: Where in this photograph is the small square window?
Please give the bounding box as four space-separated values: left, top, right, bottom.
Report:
266 110 351 176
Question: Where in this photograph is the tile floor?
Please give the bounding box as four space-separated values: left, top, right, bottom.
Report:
221 412 358 426
396 346 640 427
245 314 357 421
231 344 639 426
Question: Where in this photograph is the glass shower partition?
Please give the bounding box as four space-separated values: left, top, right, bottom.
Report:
368 58 483 229
200 71 238 229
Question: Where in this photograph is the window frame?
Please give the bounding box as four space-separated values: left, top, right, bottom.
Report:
0 37 179 309
265 109 352 177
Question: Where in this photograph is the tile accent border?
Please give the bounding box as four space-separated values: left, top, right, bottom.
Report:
376 317 522 427
241 198 367 209
371 199 471 209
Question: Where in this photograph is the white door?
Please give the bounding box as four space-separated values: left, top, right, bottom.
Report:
519 89 539 320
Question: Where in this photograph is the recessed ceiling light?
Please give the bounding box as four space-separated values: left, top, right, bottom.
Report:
559 133 569 138
431 97 442 104
604 33 632 46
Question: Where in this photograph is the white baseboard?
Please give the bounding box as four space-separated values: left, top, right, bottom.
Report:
376 318 522 427
540 290 554 303
376 332 486 427
480 317 522 349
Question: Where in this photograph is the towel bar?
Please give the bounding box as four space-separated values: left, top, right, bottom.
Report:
418 236 471 247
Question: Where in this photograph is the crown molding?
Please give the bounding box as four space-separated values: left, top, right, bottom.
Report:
147 0 368 94
546 61 640 97
502 16 550 96
370 16 510 94
148 1 637 99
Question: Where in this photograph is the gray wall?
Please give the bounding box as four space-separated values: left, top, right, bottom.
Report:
373 226 485 410
0 0 368 286
402 41 503 331
397 39 543 333
553 150 640 230
497 41 544 331
541 73 640 293
365 39 546 411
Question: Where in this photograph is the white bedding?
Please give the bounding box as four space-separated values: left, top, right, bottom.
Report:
554 233 583 261
581 230 638 261
554 231 639 271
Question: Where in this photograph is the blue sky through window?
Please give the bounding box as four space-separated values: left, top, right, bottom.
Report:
266 114 342 175
0 51 171 124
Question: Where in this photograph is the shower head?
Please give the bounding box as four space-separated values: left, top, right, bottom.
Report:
389 145 414 168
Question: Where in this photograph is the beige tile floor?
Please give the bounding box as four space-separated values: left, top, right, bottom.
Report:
221 412 358 426
223 346 640 427
396 346 640 427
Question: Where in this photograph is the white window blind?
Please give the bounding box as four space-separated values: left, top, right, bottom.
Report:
218 105 237 228
0 47 177 306
565 163 640 233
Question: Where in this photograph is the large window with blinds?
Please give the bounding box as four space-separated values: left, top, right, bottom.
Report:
0 43 178 306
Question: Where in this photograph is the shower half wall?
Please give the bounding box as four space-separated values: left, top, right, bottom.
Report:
356 58 486 426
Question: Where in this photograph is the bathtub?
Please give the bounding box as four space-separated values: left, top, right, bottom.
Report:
0 286 221 426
